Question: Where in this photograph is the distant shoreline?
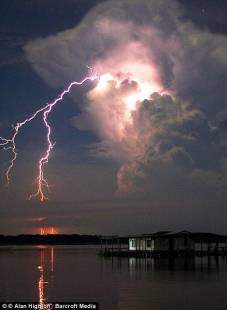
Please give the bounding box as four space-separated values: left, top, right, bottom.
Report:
0 234 101 246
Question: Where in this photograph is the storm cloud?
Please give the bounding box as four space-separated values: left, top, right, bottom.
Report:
23 0 227 228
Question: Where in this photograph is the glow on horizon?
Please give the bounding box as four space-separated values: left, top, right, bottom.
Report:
39 227 58 235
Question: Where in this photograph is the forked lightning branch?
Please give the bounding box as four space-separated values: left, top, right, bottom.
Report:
0 70 98 202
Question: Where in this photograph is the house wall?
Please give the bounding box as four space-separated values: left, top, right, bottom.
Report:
145 238 155 251
194 242 209 251
219 242 227 250
174 237 194 251
154 238 169 251
140 239 146 250
194 241 226 251
129 238 155 251
129 236 226 252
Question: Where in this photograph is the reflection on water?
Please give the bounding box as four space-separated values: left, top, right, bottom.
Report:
0 246 226 310
37 250 45 305
37 247 54 305
127 255 222 275
51 247 54 273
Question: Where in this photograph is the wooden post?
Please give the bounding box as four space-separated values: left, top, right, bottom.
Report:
117 238 120 254
208 240 210 256
105 238 108 254
215 240 219 256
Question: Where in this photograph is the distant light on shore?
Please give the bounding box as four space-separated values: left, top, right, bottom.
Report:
39 227 58 235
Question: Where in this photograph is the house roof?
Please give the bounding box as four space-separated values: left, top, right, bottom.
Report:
128 231 227 241
100 231 227 241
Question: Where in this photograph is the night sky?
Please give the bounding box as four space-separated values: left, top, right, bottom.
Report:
0 0 226 235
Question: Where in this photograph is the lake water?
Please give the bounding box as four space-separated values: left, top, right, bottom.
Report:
0 245 227 309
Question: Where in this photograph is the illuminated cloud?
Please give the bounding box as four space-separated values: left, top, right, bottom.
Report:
24 0 227 201
116 93 226 196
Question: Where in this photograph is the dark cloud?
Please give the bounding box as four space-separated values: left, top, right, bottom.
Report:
0 0 101 67
117 94 226 198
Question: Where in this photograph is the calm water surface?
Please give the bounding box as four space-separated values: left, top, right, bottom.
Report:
0 245 227 310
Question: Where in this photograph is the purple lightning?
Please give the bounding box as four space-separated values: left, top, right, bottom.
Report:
0 71 98 202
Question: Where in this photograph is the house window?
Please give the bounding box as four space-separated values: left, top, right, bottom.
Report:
130 239 136 248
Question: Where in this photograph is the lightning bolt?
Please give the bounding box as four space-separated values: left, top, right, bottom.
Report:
0 70 98 202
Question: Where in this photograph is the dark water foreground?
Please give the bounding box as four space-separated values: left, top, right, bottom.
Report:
0 245 227 310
